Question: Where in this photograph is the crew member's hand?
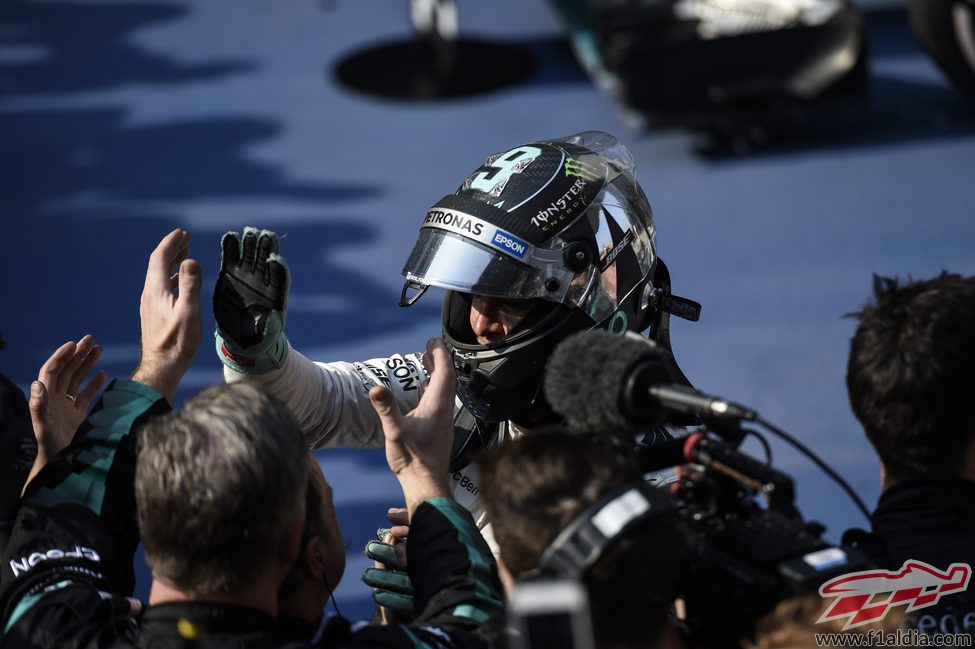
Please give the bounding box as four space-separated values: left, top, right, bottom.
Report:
363 507 413 622
370 338 454 518
132 229 202 402
24 335 107 491
213 228 290 374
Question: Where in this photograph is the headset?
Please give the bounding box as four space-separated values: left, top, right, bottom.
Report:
522 481 676 580
509 479 677 649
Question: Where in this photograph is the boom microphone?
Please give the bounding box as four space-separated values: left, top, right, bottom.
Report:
543 330 757 431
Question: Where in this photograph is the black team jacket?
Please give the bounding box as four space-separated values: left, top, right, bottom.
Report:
869 479 975 639
0 379 504 648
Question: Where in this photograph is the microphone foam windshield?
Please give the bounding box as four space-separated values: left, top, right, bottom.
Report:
543 329 661 431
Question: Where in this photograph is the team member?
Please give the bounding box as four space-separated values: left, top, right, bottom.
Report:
0 371 32 557
277 454 347 643
844 272 975 638
1 335 104 556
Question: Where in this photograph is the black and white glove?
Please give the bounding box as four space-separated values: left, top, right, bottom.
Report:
213 228 290 374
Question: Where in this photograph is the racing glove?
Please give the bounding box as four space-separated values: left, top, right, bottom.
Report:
363 527 415 620
213 228 290 375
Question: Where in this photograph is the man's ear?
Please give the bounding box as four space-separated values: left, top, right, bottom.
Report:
305 535 325 577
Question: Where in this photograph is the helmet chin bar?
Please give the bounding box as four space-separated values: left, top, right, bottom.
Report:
443 290 596 423
409 260 702 424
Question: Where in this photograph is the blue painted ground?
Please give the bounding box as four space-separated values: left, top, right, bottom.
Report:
2 0 974 622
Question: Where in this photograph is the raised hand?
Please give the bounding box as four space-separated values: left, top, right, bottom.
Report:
369 339 454 518
23 335 107 492
131 229 202 402
213 228 290 374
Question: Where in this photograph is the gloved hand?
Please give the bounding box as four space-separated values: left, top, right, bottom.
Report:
213 228 290 374
363 511 414 621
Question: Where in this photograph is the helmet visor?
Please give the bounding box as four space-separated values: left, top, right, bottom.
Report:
402 228 576 301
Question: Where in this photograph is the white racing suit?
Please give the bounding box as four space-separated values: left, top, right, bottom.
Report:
223 343 509 553
224 342 678 555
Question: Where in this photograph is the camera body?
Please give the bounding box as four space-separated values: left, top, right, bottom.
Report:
508 579 596 649
672 452 871 646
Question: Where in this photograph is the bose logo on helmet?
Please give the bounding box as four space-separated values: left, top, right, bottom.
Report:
492 229 528 259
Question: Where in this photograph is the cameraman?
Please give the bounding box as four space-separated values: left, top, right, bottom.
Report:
845 272 975 637
478 432 686 649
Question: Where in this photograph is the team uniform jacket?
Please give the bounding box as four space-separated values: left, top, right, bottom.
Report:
0 379 504 648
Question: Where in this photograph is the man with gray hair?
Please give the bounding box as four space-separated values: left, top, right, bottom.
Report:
0 229 503 648
135 381 311 617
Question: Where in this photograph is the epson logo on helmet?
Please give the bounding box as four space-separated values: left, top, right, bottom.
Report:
492 229 528 259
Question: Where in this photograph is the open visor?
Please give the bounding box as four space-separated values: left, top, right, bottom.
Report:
402 227 578 302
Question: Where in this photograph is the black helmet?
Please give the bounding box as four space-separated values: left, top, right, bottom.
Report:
400 131 699 423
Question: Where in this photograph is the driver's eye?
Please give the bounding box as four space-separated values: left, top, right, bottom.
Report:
498 299 535 315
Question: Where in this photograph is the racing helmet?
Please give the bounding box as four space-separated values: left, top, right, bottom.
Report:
400 131 699 423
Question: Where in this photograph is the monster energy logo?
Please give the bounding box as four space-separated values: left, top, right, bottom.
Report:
564 158 601 182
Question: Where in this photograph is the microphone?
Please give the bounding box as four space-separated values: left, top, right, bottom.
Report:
543 330 757 431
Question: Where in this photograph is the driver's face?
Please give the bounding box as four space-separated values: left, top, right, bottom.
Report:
470 295 537 345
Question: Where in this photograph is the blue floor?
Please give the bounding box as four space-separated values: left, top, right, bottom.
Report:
2 0 975 621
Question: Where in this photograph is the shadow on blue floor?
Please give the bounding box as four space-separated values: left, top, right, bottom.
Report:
1 214 438 388
0 0 252 96
269 221 441 343
1 109 382 218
